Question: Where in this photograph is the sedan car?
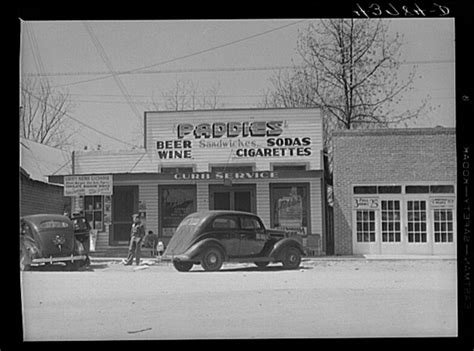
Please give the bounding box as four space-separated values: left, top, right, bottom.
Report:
20 214 88 271
162 210 305 272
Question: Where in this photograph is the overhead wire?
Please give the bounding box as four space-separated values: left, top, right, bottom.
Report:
83 21 143 124
21 87 138 148
51 20 308 88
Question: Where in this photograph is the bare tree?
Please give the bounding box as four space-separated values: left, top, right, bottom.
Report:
20 78 76 150
262 19 433 156
154 79 223 111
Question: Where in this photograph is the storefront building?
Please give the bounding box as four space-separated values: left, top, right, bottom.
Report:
332 128 456 256
50 108 327 254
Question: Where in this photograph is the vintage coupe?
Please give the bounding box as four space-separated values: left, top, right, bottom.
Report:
20 214 88 271
163 210 305 272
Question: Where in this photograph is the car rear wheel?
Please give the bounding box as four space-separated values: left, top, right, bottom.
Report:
173 261 193 272
201 247 223 271
281 247 301 270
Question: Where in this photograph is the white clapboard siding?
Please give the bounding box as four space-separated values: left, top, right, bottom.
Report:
75 150 157 174
139 183 159 235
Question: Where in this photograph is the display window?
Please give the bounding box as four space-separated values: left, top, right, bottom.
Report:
84 195 103 230
270 183 309 237
160 185 196 237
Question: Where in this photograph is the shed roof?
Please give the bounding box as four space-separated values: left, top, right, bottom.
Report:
20 138 72 183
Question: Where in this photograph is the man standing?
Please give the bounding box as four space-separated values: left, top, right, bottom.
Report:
123 214 145 265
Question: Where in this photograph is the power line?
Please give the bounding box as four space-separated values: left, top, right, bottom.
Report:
83 21 143 124
21 87 139 148
51 20 308 88
25 59 454 78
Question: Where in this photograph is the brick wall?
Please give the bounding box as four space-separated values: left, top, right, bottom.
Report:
332 128 456 255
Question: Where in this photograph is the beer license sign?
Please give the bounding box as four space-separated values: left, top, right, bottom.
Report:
64 175 113 196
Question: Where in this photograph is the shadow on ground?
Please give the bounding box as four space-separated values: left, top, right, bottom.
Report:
24 263 109 272
189 265 313 273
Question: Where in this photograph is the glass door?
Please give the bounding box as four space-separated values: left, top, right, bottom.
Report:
405 198 431 254
379 198 404 254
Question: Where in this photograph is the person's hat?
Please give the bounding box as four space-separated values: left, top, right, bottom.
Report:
132 213 140 219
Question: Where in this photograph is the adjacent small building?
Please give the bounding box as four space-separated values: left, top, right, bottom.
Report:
20 138 72 217
49 108 328 255
332 128 456 256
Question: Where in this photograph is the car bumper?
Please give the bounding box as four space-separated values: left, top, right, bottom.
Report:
161 254 191 262
31 254 87 264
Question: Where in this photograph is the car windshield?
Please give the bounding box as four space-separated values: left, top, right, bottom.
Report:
176 215 206 231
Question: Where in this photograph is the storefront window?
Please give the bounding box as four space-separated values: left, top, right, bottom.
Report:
434 209 454 242
84 195 103 230
160 186 196 237
271 184 309 237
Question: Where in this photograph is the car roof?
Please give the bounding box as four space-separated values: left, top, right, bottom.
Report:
190 210 259 219
21 214 72 226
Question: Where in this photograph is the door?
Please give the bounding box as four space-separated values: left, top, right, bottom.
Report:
405 198 431 254
238 215 267 257
210 215 240 257
379 198 404 254
210 185 256 213
112 186 138 245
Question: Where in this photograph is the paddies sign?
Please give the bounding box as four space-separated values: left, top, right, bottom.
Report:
64 175 113 196
156 120 312 160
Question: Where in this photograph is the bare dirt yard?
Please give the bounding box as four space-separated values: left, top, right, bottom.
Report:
20 258 457 340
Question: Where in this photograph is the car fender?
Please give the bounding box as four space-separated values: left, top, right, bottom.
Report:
269 238 305 261
183 238 227 262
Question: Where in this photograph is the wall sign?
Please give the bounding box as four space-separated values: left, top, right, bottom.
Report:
353 197 380 210
155 120 313 160
64 175 113 196
174 171 277 180
430 197 455 209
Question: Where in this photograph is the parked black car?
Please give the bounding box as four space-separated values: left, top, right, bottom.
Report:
162 210 305 272
20 214 88 271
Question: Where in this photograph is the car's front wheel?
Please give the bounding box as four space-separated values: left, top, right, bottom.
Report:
281 247 301 270
173 261 193 272
200 247 224 271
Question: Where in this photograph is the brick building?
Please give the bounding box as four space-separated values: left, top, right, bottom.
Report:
332 128 456 256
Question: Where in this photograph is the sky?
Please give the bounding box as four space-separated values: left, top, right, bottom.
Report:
20 18 456 151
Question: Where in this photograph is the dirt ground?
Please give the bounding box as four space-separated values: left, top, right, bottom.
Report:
20 258 458 340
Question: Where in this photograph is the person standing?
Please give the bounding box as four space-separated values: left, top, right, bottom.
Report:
123 214 145 266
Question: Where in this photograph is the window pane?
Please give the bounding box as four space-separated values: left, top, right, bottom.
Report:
353 186 377 194
406 186 430 194
378 186 401 194
430 185 455 193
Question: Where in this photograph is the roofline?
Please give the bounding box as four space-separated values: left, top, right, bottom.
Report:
144 107 322 115
332 127 456 137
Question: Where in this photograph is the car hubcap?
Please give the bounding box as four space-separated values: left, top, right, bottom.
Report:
209 254 217 264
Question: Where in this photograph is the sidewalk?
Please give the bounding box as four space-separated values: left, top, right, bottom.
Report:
90 254 457 264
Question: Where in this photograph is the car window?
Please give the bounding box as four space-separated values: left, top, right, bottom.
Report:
212 216 239 230
39 220 70 229
241 216 263 230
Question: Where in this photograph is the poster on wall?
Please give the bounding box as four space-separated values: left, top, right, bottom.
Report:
161 187 196 236
273 186 308 237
